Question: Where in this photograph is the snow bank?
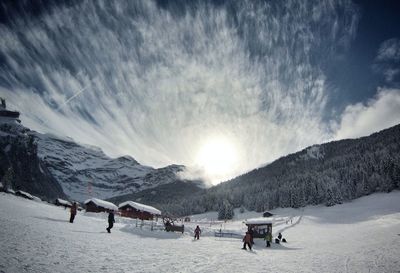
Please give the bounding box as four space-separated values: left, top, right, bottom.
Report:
56 198 72 207
84 198 118 211
15 190 34 200
118 201 161 215
1 191 399 273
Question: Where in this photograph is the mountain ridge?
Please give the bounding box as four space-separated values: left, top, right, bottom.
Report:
0 116 201 202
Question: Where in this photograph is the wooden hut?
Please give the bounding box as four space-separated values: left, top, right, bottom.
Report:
244 218 272 238
84 198 118 213
54 198 72 208
118 201 161 220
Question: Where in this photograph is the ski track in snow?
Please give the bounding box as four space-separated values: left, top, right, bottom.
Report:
1 192 400 273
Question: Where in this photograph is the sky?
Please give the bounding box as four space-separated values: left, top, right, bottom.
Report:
0 0 399 184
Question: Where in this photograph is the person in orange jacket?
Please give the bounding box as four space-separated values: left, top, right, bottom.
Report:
242 232 252 250
69 202 77 223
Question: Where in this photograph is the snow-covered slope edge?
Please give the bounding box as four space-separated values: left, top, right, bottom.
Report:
0 191 399 272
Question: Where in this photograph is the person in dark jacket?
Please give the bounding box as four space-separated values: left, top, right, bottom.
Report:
278 232 282 240
194 225 201 240
248 227 254 245
69 202 77 223
106 211 115 233
242 232 252 250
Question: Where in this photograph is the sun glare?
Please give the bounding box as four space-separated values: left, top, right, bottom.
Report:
195 137 238 184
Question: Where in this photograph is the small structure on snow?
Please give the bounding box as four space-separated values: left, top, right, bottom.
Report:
84 198 118 213
244 218 272 238
0 97 20 121
163 216 184 233
118 201 161 220
263 211 274 218
54 198 72 208
184 217 191 222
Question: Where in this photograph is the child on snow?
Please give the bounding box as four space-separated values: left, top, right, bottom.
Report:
242 232 252 250
264 232 272 247
194 225 201 240
106 211 115 233
69 202 77 223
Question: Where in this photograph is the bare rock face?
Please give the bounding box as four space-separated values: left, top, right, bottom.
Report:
0 119 65 200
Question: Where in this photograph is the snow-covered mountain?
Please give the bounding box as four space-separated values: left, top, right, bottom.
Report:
0 115 197 202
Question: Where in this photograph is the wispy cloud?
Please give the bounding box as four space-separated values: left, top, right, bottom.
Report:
376 38 400 62
0 0 360 183
334 88 400 140
373 38 400 83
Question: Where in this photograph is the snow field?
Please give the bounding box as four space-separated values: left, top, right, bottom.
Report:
0 191 399 273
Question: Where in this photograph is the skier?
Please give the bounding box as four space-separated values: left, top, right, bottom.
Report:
278 232 282 241
106 211 115 233
194 225 201 240
264 232 272 247
69 202 77 223
242 232 252 250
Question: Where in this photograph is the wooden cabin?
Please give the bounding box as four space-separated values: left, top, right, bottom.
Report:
54 198 72 208
244 218 272 238
84 198 118 213
118 201 161 220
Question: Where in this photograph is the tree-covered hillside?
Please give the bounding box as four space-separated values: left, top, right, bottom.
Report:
149 124 400 217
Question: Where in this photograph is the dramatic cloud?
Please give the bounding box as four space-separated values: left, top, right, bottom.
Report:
0 0 359 184
334 88 400 140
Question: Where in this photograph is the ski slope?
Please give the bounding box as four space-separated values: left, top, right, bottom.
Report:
0 191 399 273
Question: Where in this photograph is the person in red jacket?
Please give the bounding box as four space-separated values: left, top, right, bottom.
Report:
69 202 77 223
194 225 201 240
242 232 252 250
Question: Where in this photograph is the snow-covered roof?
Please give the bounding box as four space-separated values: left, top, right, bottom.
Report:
56 198 72 206
244 217 272 225
84 198 118 211
118 201 161 215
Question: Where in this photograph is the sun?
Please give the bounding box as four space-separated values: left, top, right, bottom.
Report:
195 136 238 183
